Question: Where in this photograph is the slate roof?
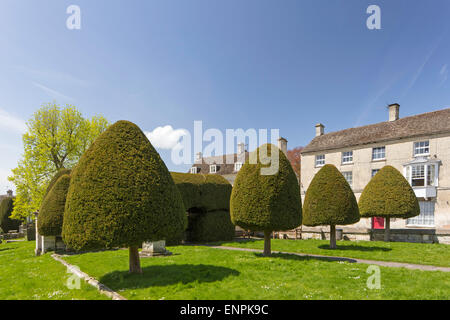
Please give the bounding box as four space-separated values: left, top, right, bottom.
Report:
302 108 450 154
189 152 249 175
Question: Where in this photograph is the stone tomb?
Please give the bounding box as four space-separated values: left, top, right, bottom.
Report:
140 240 172 257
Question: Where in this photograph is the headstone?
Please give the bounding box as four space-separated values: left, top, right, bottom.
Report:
140 240 171 257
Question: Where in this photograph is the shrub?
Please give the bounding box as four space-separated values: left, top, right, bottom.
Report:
170 172 234 243
62 120 187 273
303 164 360 248
44 168 71 197
0 197 21 233
230 144 302 255
171 172 231 211
359 165 420 241
38 174 71 236
188 210 235 242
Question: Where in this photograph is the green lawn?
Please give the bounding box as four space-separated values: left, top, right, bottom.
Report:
63 245 450 300
0 240 108 300
211 239 450 267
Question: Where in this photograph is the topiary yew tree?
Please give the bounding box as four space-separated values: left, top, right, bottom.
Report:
62 120 187 274
38 174 71 237
44 168 71 198
303 164 360 249
230 143 302 256
0 197 21 233
359 165 420 241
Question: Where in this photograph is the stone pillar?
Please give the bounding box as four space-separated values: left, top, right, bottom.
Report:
34 212 42 256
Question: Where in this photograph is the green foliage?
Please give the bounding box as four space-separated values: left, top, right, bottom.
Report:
38 174 71 236
44 168 72 197
359 166 420 219
187 210 235 242
230 143 302 232
303 164 360 226
62 120 187 251
171 172 232 211
8 103 109 221
0 197 21 232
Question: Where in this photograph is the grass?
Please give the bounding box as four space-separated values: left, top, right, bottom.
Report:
211 238 450 267
0 240 108 300
63 245 450 300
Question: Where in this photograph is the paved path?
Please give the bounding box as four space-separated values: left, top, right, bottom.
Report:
207 245 450 272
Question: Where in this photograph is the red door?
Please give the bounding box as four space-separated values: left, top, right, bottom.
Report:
372 217 384 229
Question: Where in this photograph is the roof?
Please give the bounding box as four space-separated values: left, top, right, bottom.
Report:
302 108 450 154
189 152 248 175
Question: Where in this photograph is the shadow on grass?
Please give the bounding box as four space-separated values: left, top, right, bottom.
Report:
255 252 358 264
318 244 391 252
100 264 240 291
0 247 15 252
206 238 262 246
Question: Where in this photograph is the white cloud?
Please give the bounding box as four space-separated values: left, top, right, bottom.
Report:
145 125 188 150
0 168 14 194
0 108 27 134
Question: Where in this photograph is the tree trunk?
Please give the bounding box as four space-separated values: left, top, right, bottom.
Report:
384 218 391 242
263 231 271 256
129 246 143 274
330 225 336 249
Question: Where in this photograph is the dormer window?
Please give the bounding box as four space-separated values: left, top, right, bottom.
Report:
413 141 429 157
210 165 217 174
234 162 243 172
190 167 198 174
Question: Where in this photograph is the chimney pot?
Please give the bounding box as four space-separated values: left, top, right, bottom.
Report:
278 137 288 155
315 123 325 137
388 103 400 121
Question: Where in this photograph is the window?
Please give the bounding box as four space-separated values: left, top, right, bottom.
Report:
414 141 429 156
371 169 380 178
234 162 243 172
342 151 353 164
209 165 217 173
190 167 198 174
342 171 353 187
372 147 385 160
407 201 435 226
405 164 437 187
315 154 325 167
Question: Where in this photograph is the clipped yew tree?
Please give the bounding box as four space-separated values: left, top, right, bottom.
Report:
359 165 419 241
230 143 302 256
62 120 187 274
44 168 71 198
0 197 21 233
38 174 71 237
303 164 360 249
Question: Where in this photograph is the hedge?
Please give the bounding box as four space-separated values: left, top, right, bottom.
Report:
171 172 232 211
359 165 420 219
230 143 302 232
62 120 187 251
0 197 21 233
187 210 235 242
38 174 71 236
303 164 360 226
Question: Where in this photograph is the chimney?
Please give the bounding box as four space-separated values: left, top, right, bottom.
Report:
237 142 245 155
388 103 400 121
6 190 13 197
195 152 202 163
315 123 325 137
278 137 287 155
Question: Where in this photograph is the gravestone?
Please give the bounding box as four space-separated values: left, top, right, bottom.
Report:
140 240 171 257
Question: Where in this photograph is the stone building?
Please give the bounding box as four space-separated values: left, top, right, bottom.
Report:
300 104 450 243
189 138 288 185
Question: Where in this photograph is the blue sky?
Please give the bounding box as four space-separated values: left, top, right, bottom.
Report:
1 0 450 192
